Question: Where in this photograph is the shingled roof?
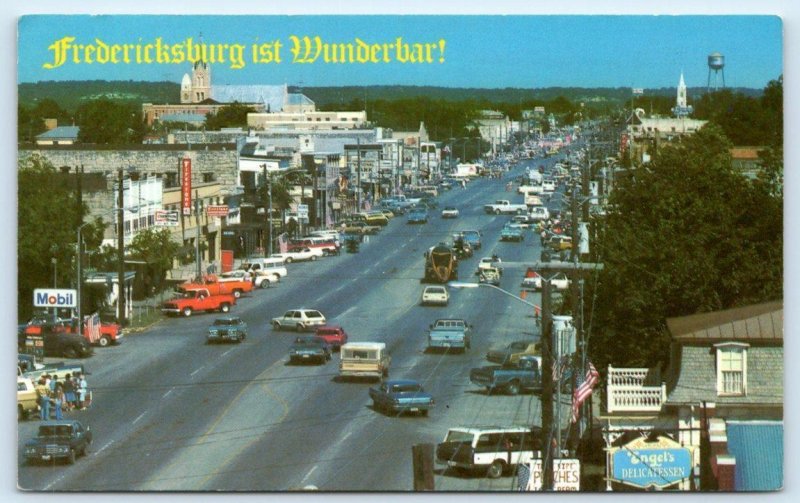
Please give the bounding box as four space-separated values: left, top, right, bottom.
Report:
666 301 782 343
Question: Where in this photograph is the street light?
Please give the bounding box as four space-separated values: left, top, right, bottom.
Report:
448 281 540 310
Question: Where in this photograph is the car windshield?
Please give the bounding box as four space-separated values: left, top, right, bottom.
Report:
391 383 422 393
213 319 238 326
445 430 474 443
317 329 337 335
426 287 445 294
39 425 72 436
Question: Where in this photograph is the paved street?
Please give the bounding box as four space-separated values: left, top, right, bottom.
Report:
18 155 576 491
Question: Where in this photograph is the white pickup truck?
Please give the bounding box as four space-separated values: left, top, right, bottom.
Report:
483 200 528 215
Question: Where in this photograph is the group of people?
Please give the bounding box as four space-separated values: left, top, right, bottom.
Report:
34 372 90 421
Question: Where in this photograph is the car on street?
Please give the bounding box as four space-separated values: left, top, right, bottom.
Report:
288 335 332 364
500 224 524 242
357 211 390 226
314 325 349 350
341 220 381 235
441 206 459 218
461 230 482 250
272 247 324 263
486 340 541 365
24 420 93 465
407 208 429 224
427 318 472 352
435 426 542 478
339 342 391 381
272 309 327 332
547 235 573 252
521 271 570 291
243 257 288 281
479 267 501 286
207 316 248 344
368 380 434 416
476 256 503 276
421 285 449 306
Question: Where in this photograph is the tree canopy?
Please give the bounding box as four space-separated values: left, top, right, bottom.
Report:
204 102 256 130
75 98 145 144
587 124 783 370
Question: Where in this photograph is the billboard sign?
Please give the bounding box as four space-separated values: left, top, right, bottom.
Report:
207 205 229 218
33 288 77 308
610 435 693 489
181 157 192 216
155 210 180 227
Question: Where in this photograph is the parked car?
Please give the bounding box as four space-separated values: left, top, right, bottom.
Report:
288 335 332 364
368 380 434 416
441 206 460 218
435 426 542 478
207 316 248 344
314 325 349 350
548 235 573 252
407 208 429 224
486 340 541 365
272 247 324 263
272 309 327 332
24 420 93 465
521 271 570 291
421 285 449 306
18 377 38 420
242 257 288 281
17 326 93 359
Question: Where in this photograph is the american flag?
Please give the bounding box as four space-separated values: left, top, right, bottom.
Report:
277 233 289 254
571 362 599 423
86 313 100 343
517 462 532 491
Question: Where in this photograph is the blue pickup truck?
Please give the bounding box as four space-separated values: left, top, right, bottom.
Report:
427 319 472 352
500 224 524 242
469 355 542 395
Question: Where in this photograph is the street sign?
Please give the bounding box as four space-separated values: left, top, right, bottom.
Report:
33 288 77 308
526 459 581 491
206 205 229 217
155 210 180 227
297 204 309 219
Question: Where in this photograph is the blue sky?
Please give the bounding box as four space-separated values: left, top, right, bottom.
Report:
18 15 782 89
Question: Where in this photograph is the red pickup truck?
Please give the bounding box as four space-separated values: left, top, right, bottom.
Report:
179 274 253 299
161 289 237 317
23 315 123 347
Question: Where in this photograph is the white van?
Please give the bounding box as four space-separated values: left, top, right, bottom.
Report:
243 257 288 281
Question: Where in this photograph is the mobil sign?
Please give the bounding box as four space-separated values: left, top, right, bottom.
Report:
34 288 77 308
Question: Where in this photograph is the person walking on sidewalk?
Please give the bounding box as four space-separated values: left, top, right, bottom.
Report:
77 373 89 410
54 386 65 420
35 378 50 420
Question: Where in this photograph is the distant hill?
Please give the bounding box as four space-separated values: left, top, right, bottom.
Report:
19 80 761 112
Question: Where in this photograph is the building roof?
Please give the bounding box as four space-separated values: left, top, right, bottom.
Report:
730 147 762 161
725 421 783 491
286 93 315 106
159 113 207 124
36 126 79 140
666 301 783 343
212 84 286 111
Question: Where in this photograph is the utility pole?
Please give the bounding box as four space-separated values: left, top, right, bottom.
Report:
356 137 362 210
541 277 554 490
411 444 435 490
195 189 202 279
117 169 126 326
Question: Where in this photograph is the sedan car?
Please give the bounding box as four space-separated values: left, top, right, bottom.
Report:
407 208 429 224
521 271 570 291
368 379 434 416
486 340 541 365
272 247 324 263
207 316 248 344
421 285 449 306
288 335 332 364
342 221 381 235
315 325 349 350
272 309 327 331
441 206 460 218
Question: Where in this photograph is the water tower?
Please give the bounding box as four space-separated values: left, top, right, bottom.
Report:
707 52 725 91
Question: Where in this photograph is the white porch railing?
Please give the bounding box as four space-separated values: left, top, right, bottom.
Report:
607 366 667 413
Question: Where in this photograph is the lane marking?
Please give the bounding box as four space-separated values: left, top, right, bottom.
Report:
162 388 174 399
96 439 115 455
221 348 235 357
339 306 357 318
190 366 204 377
300 465 318 484
132 412 146 425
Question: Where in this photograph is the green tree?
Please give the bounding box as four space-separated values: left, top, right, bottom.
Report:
588 124 782 370
76 98 144 144
128 227 179 272
18 156 82 319
204 102 255 130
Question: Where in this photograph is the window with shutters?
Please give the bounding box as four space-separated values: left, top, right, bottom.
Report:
715 342 748 396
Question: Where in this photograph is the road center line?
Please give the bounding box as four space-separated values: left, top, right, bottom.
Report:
221 348 234 357
300 465 318 483
162 388 174 399
95 439 115 455
132 412 146 424
190 366 204 377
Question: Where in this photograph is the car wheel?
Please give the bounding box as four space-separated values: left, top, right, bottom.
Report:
494 209 502 215
285 257 293 263
98 335 112 347
272 321 281 331
233 290 242 299
67 449 76 465
182 307 193 317
487 460 505 479
310 255 317 261
507 380 521 396
296 323 305 332
259 280 269 289
64 346 78 359
220 303 231 313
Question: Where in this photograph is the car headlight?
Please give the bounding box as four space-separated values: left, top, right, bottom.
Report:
25 447 37 454
58 446 69 453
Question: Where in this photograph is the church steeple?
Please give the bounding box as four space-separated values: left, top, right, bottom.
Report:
672 71 693 118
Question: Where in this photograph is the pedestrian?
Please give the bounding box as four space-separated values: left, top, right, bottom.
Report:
461 179 466 189
78 374 88 410
50 374 59 394
35 378 50 420
63 373 76 411
54 386 65 420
